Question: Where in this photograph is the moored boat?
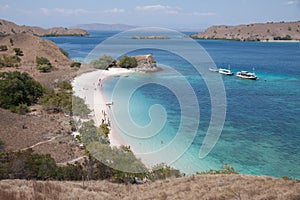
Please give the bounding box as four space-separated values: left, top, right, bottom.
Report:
218 68 234 75
236 71 258 80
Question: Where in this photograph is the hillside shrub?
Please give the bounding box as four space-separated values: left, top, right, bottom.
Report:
58 81 72 91
0 55 21 68
274 35 292 40
0 71 44 113
36 56 52 72
13 48 24 56
0 45 7 51
72 96 91 116
39 92 72 113
59 48 69 58
118 55 137 68
90 55 115 69
70 62 81 68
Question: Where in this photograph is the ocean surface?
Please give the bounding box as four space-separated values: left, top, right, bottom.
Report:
45 30 300 179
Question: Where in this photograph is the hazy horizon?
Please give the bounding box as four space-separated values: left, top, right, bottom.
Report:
0 0 299 30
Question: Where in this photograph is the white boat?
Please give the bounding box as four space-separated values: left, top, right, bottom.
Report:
218 68 234 76
236 71 258 80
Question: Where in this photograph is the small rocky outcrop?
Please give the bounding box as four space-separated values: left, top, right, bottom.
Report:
133 54 158 72
132 36 170 39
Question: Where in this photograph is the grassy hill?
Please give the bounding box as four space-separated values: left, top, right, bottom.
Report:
0 174 299 200
191 21 300 41
0 19 88 37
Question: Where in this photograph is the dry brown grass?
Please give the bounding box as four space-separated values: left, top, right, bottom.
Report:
0 108 85 163
1 174 299 200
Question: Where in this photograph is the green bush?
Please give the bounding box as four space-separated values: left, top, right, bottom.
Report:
149 163 182 181
99 123 110 137
0 149 83 180
39 92 72 113
13 48 24 56
0 45 8 51
274 35 292 40
118 55 137 68
87 142 148 181
90 55 115 69
58 81 72 91
14 104 29 115
0 71 44 112
59 48 69 58
72 96 91 116
79 121 109 146
0 55 21 68
9 38 13 46
70 62 81 68
197 163 238 175
37 64 52 72
80 121 100 146
36 56 52 72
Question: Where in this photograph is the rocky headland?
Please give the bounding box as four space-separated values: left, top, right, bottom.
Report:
133 54 159 72
0 19 89 37
191 21 300 41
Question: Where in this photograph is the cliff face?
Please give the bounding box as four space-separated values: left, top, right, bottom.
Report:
191 21 300 41
0 19 89 36
133 54 158 72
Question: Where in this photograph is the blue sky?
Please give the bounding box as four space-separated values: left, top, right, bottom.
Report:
0 0 299 30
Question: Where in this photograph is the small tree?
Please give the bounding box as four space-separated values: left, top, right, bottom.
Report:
58 81 72 91
70 62 81 68
37 64 52 73
118 55 137 68
0 45 8 51
13 48 24 56
36 56 52 72
9 38 13 46
59 48 69 58
90 55 115 69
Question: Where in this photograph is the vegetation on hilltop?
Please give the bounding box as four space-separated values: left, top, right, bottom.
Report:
118 55 138 68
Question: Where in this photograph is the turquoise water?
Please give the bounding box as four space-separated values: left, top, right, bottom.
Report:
45 31 300 179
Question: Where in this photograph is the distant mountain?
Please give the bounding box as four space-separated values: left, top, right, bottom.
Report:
71 23 138 31
191 21 300 41
0 19 89 37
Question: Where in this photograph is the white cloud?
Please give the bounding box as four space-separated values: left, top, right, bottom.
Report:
40 7 125 16
104 8 125 13
40 8 88 15
190 12 216 17
136 4 180 14
286 0 300 4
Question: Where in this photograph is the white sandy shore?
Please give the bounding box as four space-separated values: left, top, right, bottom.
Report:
72 68 134 147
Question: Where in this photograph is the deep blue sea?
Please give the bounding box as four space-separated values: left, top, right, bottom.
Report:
45 30 300 179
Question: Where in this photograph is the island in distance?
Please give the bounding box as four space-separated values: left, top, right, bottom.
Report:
191 21 300 42
0 19 89 37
